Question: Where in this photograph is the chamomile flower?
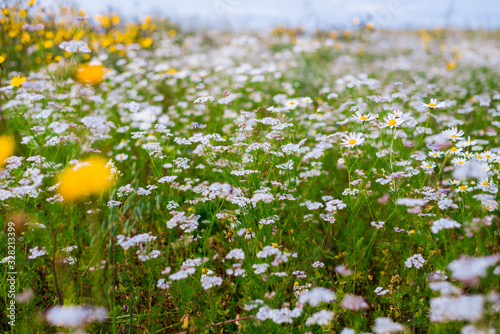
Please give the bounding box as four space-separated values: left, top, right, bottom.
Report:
447 146 463 155
451 157 467 166
351 111 375 122
481 151 497 162
456 136 477 148
462 152 473 159
420 98 445 109
456 183 471 192
285 99 299 110
302 97 312 104
421 161 436 171
388 110 408 120
381 115 405 128
442 127 465 141
115 153 129 162
478 178 492 188
340 132 365 147
428 150 443 158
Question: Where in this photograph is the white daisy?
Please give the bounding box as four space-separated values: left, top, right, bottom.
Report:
340 132 365 147
351 111 376 122
285 99 299 110
381 115 405 128
115 153 129 162
442 127 465 141
420 98 445 109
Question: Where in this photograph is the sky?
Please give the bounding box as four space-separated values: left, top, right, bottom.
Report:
67 0 500 31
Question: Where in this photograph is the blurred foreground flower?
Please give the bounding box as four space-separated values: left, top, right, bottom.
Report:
10 76 26 87
46 305 108 328
0 136 15 167
57 157 113 201
76 63 104 85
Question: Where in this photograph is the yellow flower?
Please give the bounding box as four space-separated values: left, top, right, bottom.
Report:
43 40 53 48
0 54 5 64
140 37 153 48
10 76 26 87
76 63 104 85
447 61 456 71
57 157 113 201
28 0 36 6
0 136 15 168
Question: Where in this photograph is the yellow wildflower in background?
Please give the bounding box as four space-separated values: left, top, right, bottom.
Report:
76 63 104 85
0 136 15 168
447 61 457 71
57 157 113 201
140 37 153 48
10 76 26 87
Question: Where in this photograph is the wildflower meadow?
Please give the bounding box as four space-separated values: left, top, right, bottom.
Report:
1 2 500 333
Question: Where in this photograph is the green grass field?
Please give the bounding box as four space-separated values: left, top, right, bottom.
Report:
1 3 500 333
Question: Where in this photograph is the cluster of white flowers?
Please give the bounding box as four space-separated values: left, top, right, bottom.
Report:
374 287 390 296
405 254 426 269
255 305 303 324
194 96 215 104
58 40 91 53
431 218 461 234
200 269 223 290
166 211 200 233
305 310 334 326
225 248 245 260
373 317 404 334
341 294 369 311
447 255 499 284
298 287 336 307
28 246 47 259
46 305 108 328
430 295 484 322
116 233 157 251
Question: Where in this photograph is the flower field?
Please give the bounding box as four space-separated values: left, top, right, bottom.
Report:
1 2 500 333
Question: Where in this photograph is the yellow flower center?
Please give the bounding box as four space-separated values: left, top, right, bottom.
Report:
360 116 368 121
485 155 491 159
428 103 436 107
348 139 357 145
481 181 488 186
459 186 466 191
425 164 430 168
451 147 457 151
458 161 463 165
388 119 397 126
451 134 457 138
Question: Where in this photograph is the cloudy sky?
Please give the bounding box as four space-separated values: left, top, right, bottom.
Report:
70 0 499 31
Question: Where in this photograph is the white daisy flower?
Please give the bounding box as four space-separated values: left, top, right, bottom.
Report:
115 153 129 161
340 132 365 147
351 111 376 122
420 98 445 109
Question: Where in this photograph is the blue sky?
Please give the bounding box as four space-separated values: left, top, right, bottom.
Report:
70 0 499 30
